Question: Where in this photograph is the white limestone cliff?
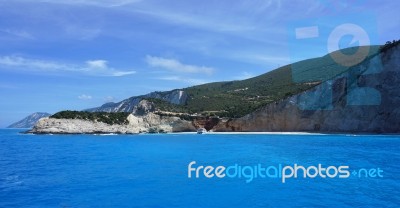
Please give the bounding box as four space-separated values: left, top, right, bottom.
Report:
29 113 196 134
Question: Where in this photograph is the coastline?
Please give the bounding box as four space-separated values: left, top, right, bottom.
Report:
14 128 400 136
178 132 400 136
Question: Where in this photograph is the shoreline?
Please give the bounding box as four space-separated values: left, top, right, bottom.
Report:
163 132 400 136
12 129 400 136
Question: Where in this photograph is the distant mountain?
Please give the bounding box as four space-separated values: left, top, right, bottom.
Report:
8 112 51 128
86 90 188 112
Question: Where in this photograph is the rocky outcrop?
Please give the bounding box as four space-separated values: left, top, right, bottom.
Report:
29 112 196 134
192 117 220 131
213 45 400 133
8 112 51 128
86 90 188 113
132 100 156 115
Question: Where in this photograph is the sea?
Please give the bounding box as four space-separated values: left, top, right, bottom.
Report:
0 128 399 207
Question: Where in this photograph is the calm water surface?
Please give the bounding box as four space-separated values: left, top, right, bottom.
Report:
0 129 399 207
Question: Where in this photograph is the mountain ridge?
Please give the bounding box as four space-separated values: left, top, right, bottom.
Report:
8 112 51 128
87 45 381 118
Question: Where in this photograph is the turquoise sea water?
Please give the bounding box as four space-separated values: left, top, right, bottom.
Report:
0 129 399 207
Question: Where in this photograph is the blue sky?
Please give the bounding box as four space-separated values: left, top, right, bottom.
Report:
0 0 399 127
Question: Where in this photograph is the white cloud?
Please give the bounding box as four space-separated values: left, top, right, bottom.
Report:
86 60 108 69
78 94 92 100
146 55 214 75
131 0 282 33
0 56 67 70
126 0 285 45
0 29 35 40
134 9 254 33
112 71 137 76
0 56 136 77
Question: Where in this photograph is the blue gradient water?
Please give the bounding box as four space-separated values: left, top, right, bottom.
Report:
0 129 399 207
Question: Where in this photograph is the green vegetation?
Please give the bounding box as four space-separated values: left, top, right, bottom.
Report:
146 98 187 113
183 64 313 118
150 46 382 118
51 111 130 125
380 40 400 52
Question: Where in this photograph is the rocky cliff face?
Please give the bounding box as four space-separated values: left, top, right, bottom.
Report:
8 112 51 128
29 112 196 134
86 90 188 113
213 45 400 133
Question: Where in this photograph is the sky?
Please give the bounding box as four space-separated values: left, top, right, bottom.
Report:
0 0 399 127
